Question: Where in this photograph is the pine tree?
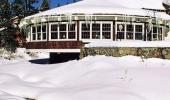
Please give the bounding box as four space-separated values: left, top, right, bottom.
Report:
24 0 39 16
40 0 50 11
0 0 39 52
0 0 18 52
0 0 11 27
11 0 25 17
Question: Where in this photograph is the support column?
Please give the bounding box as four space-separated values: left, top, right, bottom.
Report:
77 20 80 41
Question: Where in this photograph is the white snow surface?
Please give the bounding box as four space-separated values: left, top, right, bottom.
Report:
0 48 49 65
85 40 170 47
25 0 170 20
0 55 170 100
0 91 25 100
163 0 170 5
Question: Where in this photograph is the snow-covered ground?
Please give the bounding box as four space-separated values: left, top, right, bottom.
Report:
85 40 170 47
0 55 170 100
0 48 49 65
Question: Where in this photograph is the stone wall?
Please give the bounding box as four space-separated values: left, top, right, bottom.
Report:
80 47 170 59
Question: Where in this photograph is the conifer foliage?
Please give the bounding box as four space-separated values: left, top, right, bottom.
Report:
40 0 50 11
0 0 39 52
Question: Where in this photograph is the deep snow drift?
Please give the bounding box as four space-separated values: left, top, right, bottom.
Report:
0 55 170 100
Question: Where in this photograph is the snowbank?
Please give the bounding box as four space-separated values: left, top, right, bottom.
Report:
0 56 170 100
0 91 25 100
0 48 49 65
85 40 170 47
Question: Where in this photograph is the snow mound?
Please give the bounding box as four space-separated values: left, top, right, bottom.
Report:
0 56 170 100
0 91 25 100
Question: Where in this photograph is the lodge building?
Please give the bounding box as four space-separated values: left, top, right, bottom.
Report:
21 0 170 54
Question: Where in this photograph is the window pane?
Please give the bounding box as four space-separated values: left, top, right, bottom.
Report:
68 32 76 39
32 34 36 40
60 32 66 39
51 32 58 39
135 33 143 40
135 25 142 32
51 24 58 31
60 24 66 31
102 24 111 31
82 32 90 39
37 26 41 32
102 32 111 39
127 24 133 32
92 23 100 31
153 34 157 40
68 24 75 31
117 32 124 39
92 23 100 39
102 23 111 39
42 33 46 40
92 32 100 39
82 24 90 31
42 25 46 32
117 24 124 31
37 33 41 40
32 27 36 33
126 32 133 39
153 27 157 33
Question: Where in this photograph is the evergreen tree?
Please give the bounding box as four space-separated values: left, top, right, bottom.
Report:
0 0 39 52
40 0 50 11
11 0 39 17
23 0 39 16
0 0 18 52
11 0 25 17
0 0 11 27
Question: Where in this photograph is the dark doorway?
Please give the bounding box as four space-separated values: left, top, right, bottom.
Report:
49 53 80 64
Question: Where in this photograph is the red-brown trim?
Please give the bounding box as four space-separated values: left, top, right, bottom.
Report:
25 41 84 49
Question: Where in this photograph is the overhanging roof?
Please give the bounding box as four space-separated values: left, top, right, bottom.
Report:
25 0 170 20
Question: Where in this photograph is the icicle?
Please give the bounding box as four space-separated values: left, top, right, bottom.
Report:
57 15 62 25
31 18 36 24
122 14 125 24
90 15 93 23
125 14 127 23
85 14 89 24
68 14 72 25
67 14 72 31
148 18 153 32
41 16 47 22
94 16 97 24
85 14 91 28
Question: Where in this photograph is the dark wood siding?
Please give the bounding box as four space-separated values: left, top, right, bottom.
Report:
25 41 84 49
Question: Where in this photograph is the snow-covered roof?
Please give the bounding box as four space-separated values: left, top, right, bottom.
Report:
25 0 170 20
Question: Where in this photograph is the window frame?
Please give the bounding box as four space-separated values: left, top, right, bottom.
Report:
135 24 143 40
152 25 164 41
31 26 36 41
115 22 144 40
79 21 113 42
49 22 77 41
31 23 47 42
